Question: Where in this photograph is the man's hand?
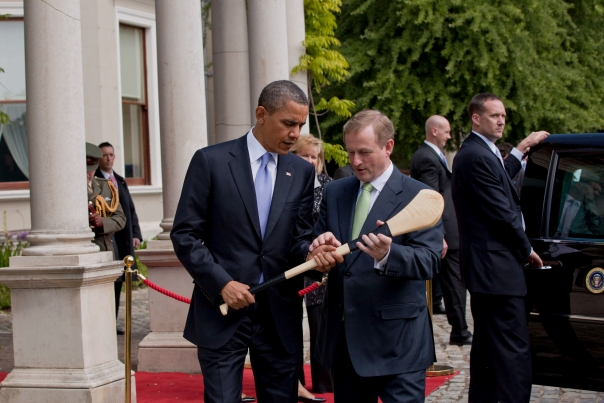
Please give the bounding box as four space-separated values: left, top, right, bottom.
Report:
220 281 255 310
517 131 549 154
442 238 448 259
133 238 141 248
308 245 344 273
89 213 103 228
310 232 342 252
525 250 544 268
356 220 391 261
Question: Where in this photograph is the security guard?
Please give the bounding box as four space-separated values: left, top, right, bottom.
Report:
86 142 126 252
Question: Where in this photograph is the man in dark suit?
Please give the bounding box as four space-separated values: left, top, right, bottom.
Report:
171 81 317 403
452 93 548 402
411 115 472 346
95 142 143 327
310 110 442 403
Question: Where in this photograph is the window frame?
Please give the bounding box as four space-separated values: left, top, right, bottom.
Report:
0 16 28 190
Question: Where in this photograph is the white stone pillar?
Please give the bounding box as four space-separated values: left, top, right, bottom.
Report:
204 12 216 146
0 0 132 401
247 0 290 123
212 0 251 143
136 0 207 373
286 0 310 134
155 0 207 239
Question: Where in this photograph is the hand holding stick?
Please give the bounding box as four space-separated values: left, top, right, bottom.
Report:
219 188 444 315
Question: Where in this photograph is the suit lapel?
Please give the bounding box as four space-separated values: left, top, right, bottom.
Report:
228 137 262 240
264 154 294 241
422 143 450 174
467 133 520 202
347 169 404 269
338 177 360 246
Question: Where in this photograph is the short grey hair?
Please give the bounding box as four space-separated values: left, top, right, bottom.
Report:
257 80 308 114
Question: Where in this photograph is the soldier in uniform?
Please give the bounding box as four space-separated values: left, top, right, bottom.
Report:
86 142 126 252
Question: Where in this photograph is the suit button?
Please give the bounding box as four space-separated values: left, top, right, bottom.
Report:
517 206 522 211
344 272 351 279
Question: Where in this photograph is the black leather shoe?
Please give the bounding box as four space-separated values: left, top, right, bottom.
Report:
298 397 326 403
242 395 256 402
432 302 446 315
449 335 473 346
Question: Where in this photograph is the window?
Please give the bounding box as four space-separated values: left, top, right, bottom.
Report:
0 19 28 189
549 153 604 240
119 24 150 185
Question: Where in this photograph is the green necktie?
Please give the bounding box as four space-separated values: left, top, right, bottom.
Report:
351 182 374 240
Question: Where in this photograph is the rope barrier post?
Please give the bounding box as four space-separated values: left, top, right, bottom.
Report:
123 256 135 403
426 279 455 377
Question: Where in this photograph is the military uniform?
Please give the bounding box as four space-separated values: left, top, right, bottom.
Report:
88 177 126 252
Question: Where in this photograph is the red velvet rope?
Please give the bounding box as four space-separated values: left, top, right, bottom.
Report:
298 282 321 297
142 278 191 304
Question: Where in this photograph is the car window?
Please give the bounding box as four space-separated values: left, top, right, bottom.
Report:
549 154 604 239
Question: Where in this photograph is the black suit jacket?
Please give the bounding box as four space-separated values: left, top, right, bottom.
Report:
171 134 315 353
451 133 531 296
315 169 442 377
95 169 142 269
410 143 458 249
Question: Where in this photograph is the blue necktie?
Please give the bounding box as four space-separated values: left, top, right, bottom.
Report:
440 153 449 170
255 153 273 283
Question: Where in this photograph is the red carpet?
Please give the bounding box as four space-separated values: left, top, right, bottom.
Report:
1 367 457 401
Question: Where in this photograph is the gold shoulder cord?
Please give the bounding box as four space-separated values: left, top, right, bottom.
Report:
94 180 119 217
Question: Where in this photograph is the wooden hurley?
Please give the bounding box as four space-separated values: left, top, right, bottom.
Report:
219 188 444 316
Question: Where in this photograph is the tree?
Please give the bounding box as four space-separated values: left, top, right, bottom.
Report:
318 0 604 164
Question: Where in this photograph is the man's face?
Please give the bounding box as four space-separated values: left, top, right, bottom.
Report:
433 120 451 151
100 146 115 172
472 99 506 141
254 101 309 155
345 125 394 183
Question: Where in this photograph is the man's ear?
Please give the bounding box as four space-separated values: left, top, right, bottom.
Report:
255 106 268 125
384 139 395 157
471 113 480 127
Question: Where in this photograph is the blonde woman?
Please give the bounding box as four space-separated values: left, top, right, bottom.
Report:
291 134 333 402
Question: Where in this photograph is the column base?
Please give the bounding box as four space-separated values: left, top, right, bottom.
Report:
137 332 199 373
0 360 136 403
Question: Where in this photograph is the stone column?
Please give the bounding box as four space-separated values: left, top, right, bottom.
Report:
212 0 251 143
0 0 131 401
136 0 207 373
286 0 309 134
247 0 290 123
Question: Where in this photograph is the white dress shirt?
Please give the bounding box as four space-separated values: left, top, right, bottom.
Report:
423 141 449 169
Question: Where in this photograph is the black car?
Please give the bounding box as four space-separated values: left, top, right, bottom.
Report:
521 133 604 391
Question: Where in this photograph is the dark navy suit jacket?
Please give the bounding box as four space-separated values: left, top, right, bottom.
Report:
410 143 459 249
171 134 315 353
452 132 531 296
314 169 442 377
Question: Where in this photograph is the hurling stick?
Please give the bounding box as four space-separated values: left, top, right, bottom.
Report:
219 188 444 315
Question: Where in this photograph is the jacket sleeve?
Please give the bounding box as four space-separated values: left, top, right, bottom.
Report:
288 164 315 266
170 150 233 303
100 202 126 235
124 185 143 241
381 219 443 280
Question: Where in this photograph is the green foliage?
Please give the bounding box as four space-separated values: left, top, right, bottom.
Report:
0 212 29 309
293 0 355 137
323 142 349 167
318 0 604 164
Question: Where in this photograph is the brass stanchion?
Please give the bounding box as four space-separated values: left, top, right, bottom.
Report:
123 256 135 403
426 279 455 377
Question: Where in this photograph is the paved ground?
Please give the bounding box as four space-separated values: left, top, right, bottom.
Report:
1 288 603 402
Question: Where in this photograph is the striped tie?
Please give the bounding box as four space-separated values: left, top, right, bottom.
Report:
351 182 373 240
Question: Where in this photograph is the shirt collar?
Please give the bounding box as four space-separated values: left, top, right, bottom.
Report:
423 140 444 157
247 127 278 164
472 130 499 155
100 169 113 179
360 162 394 193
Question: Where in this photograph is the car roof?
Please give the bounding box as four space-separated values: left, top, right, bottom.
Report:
543 133 604 147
